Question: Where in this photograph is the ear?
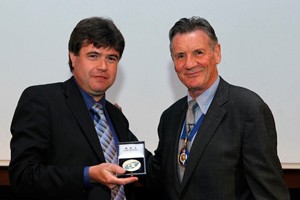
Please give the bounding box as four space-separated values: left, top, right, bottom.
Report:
214 44 222 64
69 52 76 68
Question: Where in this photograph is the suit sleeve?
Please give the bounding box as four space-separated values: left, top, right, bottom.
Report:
242 99 290 199
144 111 166 198
9 86 85 198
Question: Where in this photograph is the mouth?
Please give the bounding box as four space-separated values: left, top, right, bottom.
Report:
185 68 204 77
92 75 108 81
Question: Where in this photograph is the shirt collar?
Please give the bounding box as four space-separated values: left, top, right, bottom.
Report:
73 77 106 110
187 76 220 115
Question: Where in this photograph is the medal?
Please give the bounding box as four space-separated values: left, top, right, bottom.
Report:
178 147 189 166
178 114 205 167
122 159 141 172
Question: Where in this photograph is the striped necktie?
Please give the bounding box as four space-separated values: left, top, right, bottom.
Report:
91 103 126 200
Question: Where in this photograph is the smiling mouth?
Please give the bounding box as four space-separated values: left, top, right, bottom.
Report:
186 68 204 76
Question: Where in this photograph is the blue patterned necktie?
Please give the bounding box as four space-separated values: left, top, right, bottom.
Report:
91 103 126 200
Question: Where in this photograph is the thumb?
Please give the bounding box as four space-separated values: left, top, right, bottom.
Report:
109 164 126 174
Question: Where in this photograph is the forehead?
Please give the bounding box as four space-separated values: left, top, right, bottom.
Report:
171 30 211 51
80 43 119 55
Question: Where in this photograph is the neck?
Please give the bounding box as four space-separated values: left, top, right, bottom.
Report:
188 75 218 99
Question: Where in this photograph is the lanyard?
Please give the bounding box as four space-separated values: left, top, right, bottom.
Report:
178 114 205 167
181 114 205 141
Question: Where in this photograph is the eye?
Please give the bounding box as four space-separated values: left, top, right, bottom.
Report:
174 53 185 60
88 54 99 60
106 55 119 63
194 50 203 56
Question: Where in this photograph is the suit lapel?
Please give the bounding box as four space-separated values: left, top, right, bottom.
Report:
105 101 128 142
181 78 229 189
63 78 105 162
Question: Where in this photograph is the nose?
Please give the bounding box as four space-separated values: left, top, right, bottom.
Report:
96 58 108 71
184 55 196 69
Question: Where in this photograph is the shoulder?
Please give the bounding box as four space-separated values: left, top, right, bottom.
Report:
218 78 272 117
218 78 265 106
229 84 266 109
15 79 76 111
161 96 187 118
19 82 63 100
23 82 62 93
20 78 74 99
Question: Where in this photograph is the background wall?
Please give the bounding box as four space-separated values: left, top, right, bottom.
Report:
1 0 299 166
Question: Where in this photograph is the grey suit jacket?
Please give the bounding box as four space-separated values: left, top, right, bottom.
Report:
9 77 144 200
149 77 289 200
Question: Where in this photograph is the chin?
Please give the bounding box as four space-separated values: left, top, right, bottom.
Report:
187 82 204 89
90 90 105 96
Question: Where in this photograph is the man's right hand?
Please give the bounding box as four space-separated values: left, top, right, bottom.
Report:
89 163 138 189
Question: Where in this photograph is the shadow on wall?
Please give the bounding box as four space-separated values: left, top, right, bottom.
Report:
107 60 186 103
167 60 186 102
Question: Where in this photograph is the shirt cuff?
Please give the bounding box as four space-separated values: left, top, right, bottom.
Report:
83 166 91 187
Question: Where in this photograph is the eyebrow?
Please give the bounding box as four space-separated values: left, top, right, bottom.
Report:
86 51 100 55
86 51 120 60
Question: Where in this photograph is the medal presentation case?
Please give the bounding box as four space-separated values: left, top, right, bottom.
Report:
118 141 146 176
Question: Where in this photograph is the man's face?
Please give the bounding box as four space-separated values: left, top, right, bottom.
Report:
70 43 120 101
171 30 221 98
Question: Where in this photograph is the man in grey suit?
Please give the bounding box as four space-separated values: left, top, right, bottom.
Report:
9 17 148 200
148 16 290 199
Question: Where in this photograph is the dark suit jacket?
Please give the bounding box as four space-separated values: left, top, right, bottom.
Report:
149 77 289 200
9 77 145 200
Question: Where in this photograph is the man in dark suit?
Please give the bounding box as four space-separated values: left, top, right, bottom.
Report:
9 17 146 200
148 17 290 199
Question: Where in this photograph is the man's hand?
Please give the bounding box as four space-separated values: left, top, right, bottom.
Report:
89 163 138 189
114 103 122 112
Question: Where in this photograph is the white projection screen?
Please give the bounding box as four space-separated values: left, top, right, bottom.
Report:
1 0 300 168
